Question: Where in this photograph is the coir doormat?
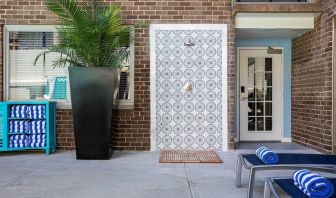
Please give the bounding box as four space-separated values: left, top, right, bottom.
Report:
159 150 223 163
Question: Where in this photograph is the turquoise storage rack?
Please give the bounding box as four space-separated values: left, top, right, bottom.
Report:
0 101 56 155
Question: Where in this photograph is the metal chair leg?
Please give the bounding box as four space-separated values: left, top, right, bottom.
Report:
236 156 243 187
263 180 271 198
247 168 256 198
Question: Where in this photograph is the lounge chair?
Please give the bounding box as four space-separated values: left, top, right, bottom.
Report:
236 153 336 198
264 176 336 198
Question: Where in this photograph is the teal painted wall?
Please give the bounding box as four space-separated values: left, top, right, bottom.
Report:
235 39 292 139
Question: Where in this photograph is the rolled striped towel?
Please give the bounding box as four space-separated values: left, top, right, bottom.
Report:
9 143 25 148
29 134 46 141
256 146 279 164
9 139 26 144
29 134 46 147
293 169 334 198
9 134 28 148
29 105 46 119
10 105 16 118
9 120 30 133
11 105 29 118
29 141 46 148
29 120 46 134
9 134 26 141
9 120 16 133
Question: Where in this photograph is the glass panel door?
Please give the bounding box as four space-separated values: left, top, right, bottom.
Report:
239 49 282 141
247 57 273 132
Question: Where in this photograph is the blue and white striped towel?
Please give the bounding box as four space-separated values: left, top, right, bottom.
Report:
10 105 29 118
9 142 26 148
9 120 30 133
29 105 46 119
9 143 25 148
293 169 334 198
256 146 279 164
29 134 46 147
29 141 46 148
29 134 46 141
9 138 26 143
29 120 46 134
9 134 26 140
9 135 28 148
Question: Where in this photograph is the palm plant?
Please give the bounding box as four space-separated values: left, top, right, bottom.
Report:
35 0 131 68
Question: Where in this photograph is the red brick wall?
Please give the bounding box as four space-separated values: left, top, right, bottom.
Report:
0 0 236 151
292 0 335 153
111 0 236 150
56 109 75 149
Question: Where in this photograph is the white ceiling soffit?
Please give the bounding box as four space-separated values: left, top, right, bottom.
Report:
236 28 308 39
235 13 316 29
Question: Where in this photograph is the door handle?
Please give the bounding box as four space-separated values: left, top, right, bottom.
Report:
241 96 248 100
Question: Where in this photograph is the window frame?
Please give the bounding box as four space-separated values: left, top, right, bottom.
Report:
114 32 135 110
3 25 135 110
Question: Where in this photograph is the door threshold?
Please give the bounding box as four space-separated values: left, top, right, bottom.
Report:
239 141 281 143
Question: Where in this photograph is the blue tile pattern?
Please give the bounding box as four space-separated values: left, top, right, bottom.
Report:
155 30 223 150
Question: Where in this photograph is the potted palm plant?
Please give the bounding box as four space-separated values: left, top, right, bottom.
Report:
36 0 131 159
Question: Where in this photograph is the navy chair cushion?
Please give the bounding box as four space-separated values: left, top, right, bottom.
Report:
242 154 336 166
274 178 336 198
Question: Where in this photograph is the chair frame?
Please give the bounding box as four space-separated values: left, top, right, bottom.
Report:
264 169 336 198
263 177 282 198
236 153 336 198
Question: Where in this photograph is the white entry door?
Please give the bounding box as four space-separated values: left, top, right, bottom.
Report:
150 24 228 151
239 49 282 141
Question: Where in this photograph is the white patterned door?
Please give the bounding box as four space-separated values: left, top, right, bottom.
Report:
150 24 228 151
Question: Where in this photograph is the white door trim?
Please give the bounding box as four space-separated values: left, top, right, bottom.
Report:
237 47 284 141
149 24 228 151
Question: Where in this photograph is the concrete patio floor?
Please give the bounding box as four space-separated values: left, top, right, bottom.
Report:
0 143 321 198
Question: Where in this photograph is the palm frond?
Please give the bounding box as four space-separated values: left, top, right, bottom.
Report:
34 44 84 67
45 0 92 28
37 0 133 68
52 57 83 68
104 5 124 35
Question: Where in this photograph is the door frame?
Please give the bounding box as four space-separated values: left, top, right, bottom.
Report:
332 16 336 154
237 47 284 142
149 24 228 151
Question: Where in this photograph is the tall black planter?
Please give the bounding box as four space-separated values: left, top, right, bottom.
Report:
69 67 117 160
